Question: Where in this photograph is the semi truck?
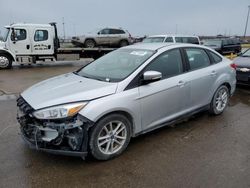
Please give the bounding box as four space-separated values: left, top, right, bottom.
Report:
0 23 116 69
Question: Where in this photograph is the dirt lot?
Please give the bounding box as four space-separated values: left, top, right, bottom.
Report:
0 62 250 188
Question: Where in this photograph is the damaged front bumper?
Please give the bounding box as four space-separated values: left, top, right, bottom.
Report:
17 97 93 158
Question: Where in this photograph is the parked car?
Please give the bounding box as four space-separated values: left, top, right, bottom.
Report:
142 35 201 44
203 38 241 55
17 43 236 160
72 27 133 48
233 48 250 85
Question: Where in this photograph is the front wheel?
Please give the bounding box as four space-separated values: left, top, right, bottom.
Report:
0 54 12 69
89 114 131 160
209 85 229 115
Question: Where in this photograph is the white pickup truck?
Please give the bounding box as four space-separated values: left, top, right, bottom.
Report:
0 23 116 69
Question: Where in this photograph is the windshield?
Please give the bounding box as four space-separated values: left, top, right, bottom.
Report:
2 28 10 42
76 48 155 82
143 37 165 43
203 40 222 47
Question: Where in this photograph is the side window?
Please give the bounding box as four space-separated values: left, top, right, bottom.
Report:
145 49 183 79
207 50 222 63
187 37 199 44
110 29 118 34
100 29 110 35
222 39 228 46
175 37 183 43
34 30 48 41
186 48 211 70
11 29 27 41
117 29 125 34
165 37 174 42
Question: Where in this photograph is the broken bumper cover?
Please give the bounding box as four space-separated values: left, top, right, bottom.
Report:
20 132 88 157
17 97 93 158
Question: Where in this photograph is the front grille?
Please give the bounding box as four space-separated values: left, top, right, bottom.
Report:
17 96 34 115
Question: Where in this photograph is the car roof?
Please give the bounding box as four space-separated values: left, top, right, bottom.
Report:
122 43 203 51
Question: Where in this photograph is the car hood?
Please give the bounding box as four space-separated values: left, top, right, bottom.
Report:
233 56 250 68
21 73 118 110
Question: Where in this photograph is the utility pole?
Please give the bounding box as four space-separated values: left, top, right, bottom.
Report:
244 5 250 38
62 17 66 40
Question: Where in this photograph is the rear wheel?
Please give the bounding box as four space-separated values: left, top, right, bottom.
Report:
84 39 95 48
209 85 229 115
89 114 131 160
0 54 12 69
119 40 129 47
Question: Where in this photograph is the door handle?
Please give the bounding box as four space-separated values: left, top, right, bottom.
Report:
177 80 186 87
210 71 217 76
26 45 30 50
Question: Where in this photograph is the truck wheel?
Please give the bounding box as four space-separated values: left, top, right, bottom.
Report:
209 85 229 115
85 39 95 48
89 114 131 160
120 40 129 47
0 54 12 69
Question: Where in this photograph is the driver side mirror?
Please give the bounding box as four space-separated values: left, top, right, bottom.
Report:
97 32 100 35
143 71 162 84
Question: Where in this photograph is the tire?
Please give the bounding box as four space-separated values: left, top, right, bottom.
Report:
0 54 12 69
84 39 95 48
209 85 229 115
119 40 129 47
89 114 132 160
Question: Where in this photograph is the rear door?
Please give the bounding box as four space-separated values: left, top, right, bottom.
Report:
139 48 191 130
183 47 218 110
32 27 54 55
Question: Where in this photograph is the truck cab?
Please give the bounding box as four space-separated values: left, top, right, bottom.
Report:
0 23 59 69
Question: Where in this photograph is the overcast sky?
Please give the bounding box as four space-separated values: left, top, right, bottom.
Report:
0 0 250 37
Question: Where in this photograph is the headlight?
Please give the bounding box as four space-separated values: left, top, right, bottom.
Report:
33 102 87 120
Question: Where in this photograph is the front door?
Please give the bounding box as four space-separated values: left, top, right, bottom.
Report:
96 29 110 45
139 48 190 131
7 28 32 55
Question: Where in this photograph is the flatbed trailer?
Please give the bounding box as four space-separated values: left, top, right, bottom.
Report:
56 47 117 60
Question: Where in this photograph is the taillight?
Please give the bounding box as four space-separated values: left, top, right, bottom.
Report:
230 63 237 70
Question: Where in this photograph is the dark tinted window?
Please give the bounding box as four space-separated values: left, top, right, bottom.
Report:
34 30 48 41
165 37 174 42
11 29 27 41
175 37 182 43
187 37 199 44
207 50 222 63
145 49 183 79
100 29 110 34
110 29 125 34
186 48 210 70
